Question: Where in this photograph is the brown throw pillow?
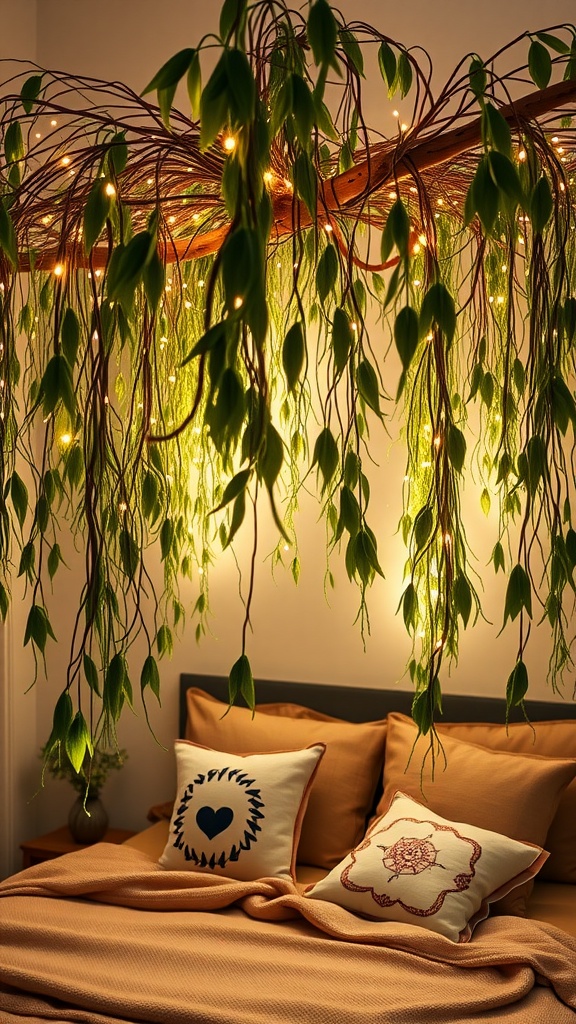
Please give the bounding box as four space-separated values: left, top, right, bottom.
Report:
436 719 576 883
376 713 576 915
184 687 387 869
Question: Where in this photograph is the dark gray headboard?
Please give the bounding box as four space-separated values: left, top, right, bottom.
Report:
179 673 576 737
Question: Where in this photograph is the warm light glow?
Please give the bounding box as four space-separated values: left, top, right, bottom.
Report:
223 135 236 152
105 182 116 197
324 223 333 233
436 197 444 206
552 136 559 144
388 191 397 200
233 296 243 309
263 171 273 184
41 215 52 225
518 149 527 161
53 263 64 277
50 118 57 126
60 432 72 445
418 234 427 246
168 374 176 384
61 156 71 166
118 502 128 513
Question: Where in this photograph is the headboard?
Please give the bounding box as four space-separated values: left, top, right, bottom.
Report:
179 673 576 737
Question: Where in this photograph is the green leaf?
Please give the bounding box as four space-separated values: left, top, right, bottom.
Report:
400 581 418 632
47 543 63 580
388 198 411 260
506 659 529 720
181 321 226 366
480 487 491 516
24 604 55 652
109 131 128 176
353 529 384 585
307 0 338 69
108 231 155 301
83 653 101 697
480 371 494 408
530 176 553 234
566 528 576 567
104 654 126 720
290 74 316 150
258 423 284 490
419 282 456 345
394 305 419 371
338 29 364 76
492 541 505 573
187 51 202 120
158 83 178 130
528 39 552 89
119 527 139 581
535 31 569 55
312 427 339 492
39 354 76 420
356 359 381 415
487 151 524 206
453 573 472 627
20 74 43 113
160 518 175 561
484 103 512 158
141 654 161 702
413 506 433 551
213 468 251 512
316 243 339 303
65 712 91 774
10 471 28 529
228 653 255 709
61 308 80 367
141 470 159 521
83 179 112 253
48 690 74 748
224 49 256 125
225 490 246 548
468 56 486 98
143 249 165 310
339 486 361 538
446 424 466 473
141 47 195 95
156 624 174 659
332 308 353 374
0 199 18 269
293 151 317 218
503 563 532 624
378 41 397 91
5 122 24 165
396 51 413 98
199 55 228 151
0 583 9 621
471 156 499 233
219 0 248 42
282 322 305 391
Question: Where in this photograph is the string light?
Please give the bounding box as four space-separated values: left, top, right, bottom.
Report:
53 264 64 277
61 156 71 166
118 501 128 513
223 135 236 152
518 149 527 161
50 119 57 126
105 183 116 197
233 296 243 309
60 433 72 445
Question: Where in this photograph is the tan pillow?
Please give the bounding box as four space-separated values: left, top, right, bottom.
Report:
436 719 576 883
185 688 387 869
377 713 576 915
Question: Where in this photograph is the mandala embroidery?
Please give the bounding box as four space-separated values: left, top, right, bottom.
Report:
172 766 265 870
341 816 482 918
379 834 446 881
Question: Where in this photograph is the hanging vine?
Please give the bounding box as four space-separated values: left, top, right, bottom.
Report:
0 0 575 776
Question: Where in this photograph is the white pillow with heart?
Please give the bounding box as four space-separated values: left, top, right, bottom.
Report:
158 739 326 881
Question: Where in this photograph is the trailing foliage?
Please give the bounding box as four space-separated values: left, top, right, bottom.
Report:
0 2 575 777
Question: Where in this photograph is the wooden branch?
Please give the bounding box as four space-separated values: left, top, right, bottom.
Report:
17 77 576 274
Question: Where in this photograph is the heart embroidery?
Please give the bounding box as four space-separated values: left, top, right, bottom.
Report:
196 805 234 840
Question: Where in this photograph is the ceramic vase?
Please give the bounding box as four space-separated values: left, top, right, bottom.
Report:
68 795 109 844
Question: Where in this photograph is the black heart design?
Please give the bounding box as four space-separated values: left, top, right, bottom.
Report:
196 805 234 839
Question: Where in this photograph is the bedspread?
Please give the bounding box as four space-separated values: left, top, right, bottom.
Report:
0 843 575 1024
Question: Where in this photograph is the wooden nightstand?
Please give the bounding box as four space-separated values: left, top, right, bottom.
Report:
20 825 136 869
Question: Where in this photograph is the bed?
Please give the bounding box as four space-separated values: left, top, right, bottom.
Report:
1 674 575 1024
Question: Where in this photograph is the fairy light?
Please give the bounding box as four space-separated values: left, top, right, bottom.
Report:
283 543 290 552
160 336 168 350
168 215 176 224
324 223 333 233
351 322 358 333
199 279 205 288
444 532 452 548
50 119 57 126
223 135 236 152
53 263 64 277
147 178 154 185
418 234 427 246
552 136 559 144
95 269 102 278
233 296 243 309
518 149 527 162
118 501 128 513
412 242 421 254
436 197 444 206
392 109 399 118
105 182 116 197
263 171 273 185
497 295 504 304
433 435 441 448
61 156 71 166
60 433 72 445
388 191 397 200
168 374 176 384
35 132 41 139
41 215 52 225
433 638 444 652
400 122 408 133
414 279 421 287
185 300 192 309
192 213 200 222
489 295 494 304
197 566 205 575
501 264 508 272
558 147 564 154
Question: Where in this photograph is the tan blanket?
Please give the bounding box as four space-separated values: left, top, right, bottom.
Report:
1 843 575 1024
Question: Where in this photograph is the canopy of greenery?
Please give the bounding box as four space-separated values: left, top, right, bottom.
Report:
0 0 575 776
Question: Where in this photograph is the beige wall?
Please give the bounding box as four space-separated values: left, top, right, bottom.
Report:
2 0 575 872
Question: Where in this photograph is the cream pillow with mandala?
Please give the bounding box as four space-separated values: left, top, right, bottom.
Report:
159 739 325 881
305 792 547 942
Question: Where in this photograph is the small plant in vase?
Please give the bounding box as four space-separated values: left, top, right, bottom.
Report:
41 745 128 844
